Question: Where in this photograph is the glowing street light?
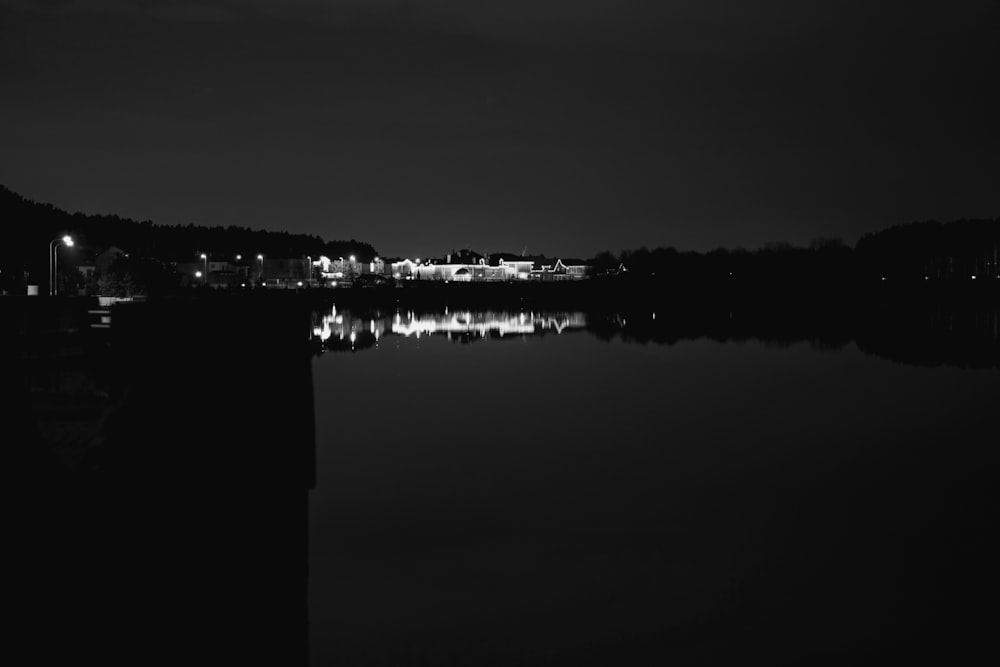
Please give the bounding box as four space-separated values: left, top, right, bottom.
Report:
49 235 74 296
257 254 264 284
195 270 203 278
199 253 208 283
349 255 356 263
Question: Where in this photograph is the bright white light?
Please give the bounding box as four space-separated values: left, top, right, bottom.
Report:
349 255 356 262
971 275 977 280
236 254 242 260
195 271 203 278
257 254 263 260
297 281 303 286
61 235 74 247
349 332 356 343
200 253 207 259
241 283 246 287
415 258 420 263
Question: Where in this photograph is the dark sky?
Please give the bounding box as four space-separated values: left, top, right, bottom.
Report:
1 1 997 258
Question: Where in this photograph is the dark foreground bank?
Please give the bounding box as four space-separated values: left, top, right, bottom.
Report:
5 298 315 666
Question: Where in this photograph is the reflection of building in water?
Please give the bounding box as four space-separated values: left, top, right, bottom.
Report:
311 306 586 351
391 311 586 337
312 305 387 348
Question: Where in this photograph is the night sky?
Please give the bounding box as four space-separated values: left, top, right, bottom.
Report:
1 1 997 258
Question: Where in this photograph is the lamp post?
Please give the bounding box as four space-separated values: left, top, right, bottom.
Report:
306 256 312 285
49 235 74 296
257 254 264 286
200 253 208 285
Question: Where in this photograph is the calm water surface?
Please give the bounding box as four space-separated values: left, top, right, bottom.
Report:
309 310 999 665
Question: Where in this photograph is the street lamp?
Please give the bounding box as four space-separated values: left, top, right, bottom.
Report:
49 235 74 296
199 253 208 284
257 254 264 285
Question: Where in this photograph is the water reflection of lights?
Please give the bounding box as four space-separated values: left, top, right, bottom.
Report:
311 306 586 348
390 311 575 337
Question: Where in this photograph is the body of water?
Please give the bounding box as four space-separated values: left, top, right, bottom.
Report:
308 308 1000 665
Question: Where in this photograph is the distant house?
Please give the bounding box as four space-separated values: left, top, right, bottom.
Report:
384 252 593 282
560 259 590 278
261 258 313 288
77 263 97 281
96 246 128 273
356 250 592 283
76 248 98 281
388 258 415 280
316 255 382 284
490 253 534 279
174 255 257 287
524 257 590 281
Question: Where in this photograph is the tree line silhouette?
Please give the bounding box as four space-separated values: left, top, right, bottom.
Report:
0 185 376 292
590 220 999 287
2 183 997 295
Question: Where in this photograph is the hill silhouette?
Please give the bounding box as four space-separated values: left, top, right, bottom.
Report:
0 184 377 292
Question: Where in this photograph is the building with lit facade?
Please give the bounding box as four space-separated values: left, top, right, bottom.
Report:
386 254 591 282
